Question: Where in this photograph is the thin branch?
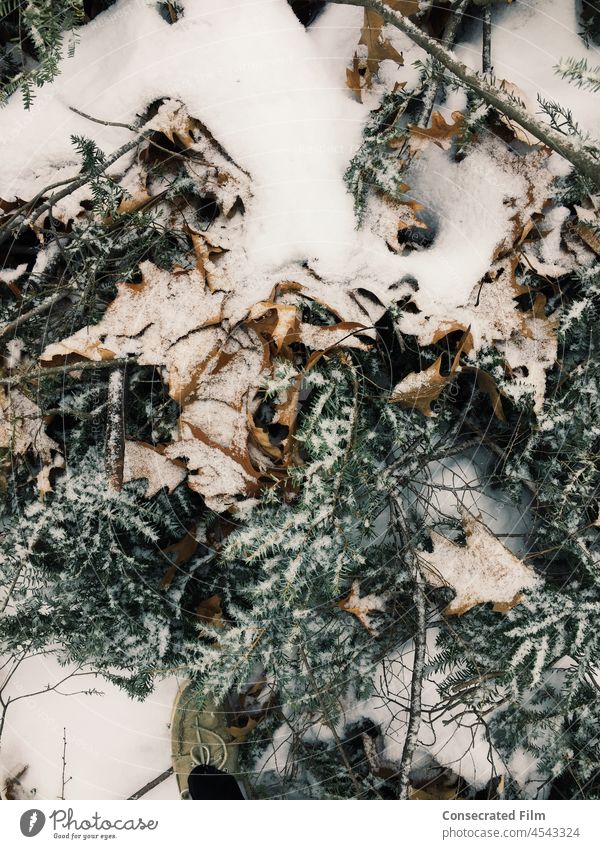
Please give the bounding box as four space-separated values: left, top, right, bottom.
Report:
0 357 131 387
390 496 427 800
105 367 126 491
0 286 76 339
482 6 492 74
330 0 600 182
0 131 153 248
60 727 71 800
418 0 469 127
299 645 364 796
127 766 174 800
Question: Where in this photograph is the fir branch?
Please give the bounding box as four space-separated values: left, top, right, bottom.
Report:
329 0 600 182
555 57 600 93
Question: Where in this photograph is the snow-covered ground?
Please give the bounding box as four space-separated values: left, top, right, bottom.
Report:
1 655 180 799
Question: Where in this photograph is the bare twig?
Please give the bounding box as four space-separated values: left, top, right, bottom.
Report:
127 766 174 800
60 727 71 800
299 645 363 796
330 0 600 182
0 132 153 248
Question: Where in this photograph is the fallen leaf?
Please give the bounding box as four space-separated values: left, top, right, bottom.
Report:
0 389 59 459
196 594 224 628
418 512 539 616
123 440 187 497
407 111 463 154
346 52 370 102
160 525 200 588
338 580 387 635
359 9 404 77
390 331 468 416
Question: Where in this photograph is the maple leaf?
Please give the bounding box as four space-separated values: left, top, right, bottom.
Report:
338 580 387 635
418 512 539 616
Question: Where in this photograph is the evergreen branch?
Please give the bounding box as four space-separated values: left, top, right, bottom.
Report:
329 0 600 182
0 131 153 248
555 57 600 93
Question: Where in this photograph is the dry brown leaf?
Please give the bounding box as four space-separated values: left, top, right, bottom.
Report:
123 440 186 497
247 301 300 355
419 512 539 616
497 80 540 146
196 594 224 629
407 111 463 154
346 52 370 102
224 715 259 741
359 9 404 77
190 230 228 291
0 389 59 460
573 221 600 255
338 580 387 635
36 453 65 500
386 0 419 13
390 332 468 416
160 525 200 588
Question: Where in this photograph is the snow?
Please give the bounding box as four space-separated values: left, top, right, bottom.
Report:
0 654 181 800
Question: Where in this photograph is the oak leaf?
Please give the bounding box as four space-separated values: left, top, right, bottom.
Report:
418 512 539 616
407 111 463 154
123 440 186 498
359 10 404 77
338 580 387 635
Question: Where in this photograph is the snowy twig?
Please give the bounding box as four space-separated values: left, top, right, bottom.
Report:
389 495 427 799
482 6 492 74
127 767 174 800
0 131 153 248
329 0 600 182
418 0 469 127
0 286 76 339
105 368 126 491
0 357 131 387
